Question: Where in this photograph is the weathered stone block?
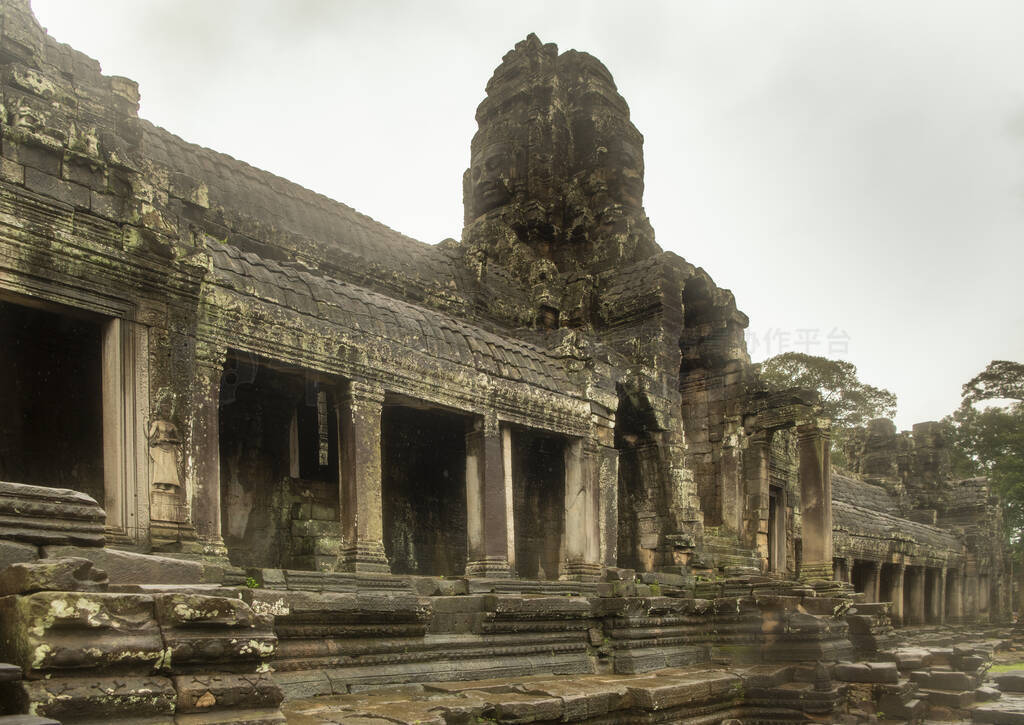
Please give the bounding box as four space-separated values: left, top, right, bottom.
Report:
153 593 276 669
173 672 283 713
995 672 1024 693
0 557 107 596
19 675 175 723
0 540 37 571
927 669 975 690
0 157 25 184
0 591 162 676
23 167 89 208
833 661 897 684
1 141 60 176
973 703 1024 724
0 482 105 547
41 545 203 585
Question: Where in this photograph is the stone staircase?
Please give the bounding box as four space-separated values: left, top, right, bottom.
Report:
696 530 762 574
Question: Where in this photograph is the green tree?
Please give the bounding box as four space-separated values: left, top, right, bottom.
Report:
962 360 1024 406
943 360 1024 543
756 352 897 428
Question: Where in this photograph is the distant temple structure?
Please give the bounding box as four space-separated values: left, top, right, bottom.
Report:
0 2 1011 722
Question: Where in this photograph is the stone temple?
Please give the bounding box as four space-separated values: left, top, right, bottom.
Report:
0 3 1016 723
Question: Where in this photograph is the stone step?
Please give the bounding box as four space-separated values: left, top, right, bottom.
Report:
879 696 926 721
973 696 1024 724
918 687 975 708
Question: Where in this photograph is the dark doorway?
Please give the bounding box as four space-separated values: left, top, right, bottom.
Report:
381 403 468 576
615 388 661 572
511 428 565 580
219 353 340 570
768 486 786 572
0 298 104 503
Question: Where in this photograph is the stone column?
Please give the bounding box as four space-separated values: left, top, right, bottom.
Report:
861 561 878 601
965 571 979 622
797 424 833 581
337 380 389 573
979 575 991 622
743 431 771 565
189 342 227 557
591 404 619 569
937 568 948 625
465 414 512 577
891 564 906 626
562 437 601 580
908 566 926 625
949 570 964 623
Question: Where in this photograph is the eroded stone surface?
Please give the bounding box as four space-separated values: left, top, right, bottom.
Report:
0 557 107 596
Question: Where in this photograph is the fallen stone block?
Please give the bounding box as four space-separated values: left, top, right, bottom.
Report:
978 685 1004 701
974 701 1024 724
996 672 1024 693
41 545 203 585
0 557 107 595
833 661 897 684
0 481 104 547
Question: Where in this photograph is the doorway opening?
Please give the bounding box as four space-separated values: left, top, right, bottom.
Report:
381 401 468 576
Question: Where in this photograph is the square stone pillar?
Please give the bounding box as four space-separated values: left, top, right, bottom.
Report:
189 342 227 557
892 563 906 626
937 568 947 625
743 431 770 565
464 414 512 577
949 570 964 622
337 381 389 573
561 437 601 580
965 571 979 621
908 566 926 625
866 561 882 601
797 424 833 581
590 404 619 569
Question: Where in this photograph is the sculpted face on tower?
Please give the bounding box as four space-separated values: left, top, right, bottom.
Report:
462 35 660 275
470 142 515 216
594 137 644 210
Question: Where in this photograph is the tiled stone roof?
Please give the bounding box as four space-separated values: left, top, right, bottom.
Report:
204 238 573 393
140 121 457 291
832 472 899 513
833 500 960 551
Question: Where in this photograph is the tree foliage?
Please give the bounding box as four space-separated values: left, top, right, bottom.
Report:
962 360 1024 406
944 360 1024 543
756 352 897 428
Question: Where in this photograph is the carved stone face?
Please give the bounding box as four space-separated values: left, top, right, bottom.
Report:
12 100 41 132
605 139 644 209
470 143 514 215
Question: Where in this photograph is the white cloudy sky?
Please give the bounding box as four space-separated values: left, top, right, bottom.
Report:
31 0 1024 429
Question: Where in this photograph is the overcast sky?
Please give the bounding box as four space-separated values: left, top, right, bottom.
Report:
31 0 1024 429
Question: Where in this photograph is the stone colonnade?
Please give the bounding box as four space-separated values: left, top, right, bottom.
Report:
186 354 610 579
840 556 994 626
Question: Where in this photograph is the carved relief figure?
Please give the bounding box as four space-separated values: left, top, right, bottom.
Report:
149 393 185 524
149 396 182 491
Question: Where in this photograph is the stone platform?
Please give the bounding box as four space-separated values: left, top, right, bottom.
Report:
281 664 837 724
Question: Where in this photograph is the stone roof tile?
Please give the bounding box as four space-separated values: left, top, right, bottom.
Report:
204 238 572 394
